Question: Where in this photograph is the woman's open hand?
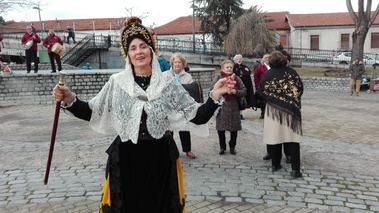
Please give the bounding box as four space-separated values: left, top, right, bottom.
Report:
52 84 75 104
211 74 237 101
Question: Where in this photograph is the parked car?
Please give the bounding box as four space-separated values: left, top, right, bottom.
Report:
332 52 379 68
305 54 331 63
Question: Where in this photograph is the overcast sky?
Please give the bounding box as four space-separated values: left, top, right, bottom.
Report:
3 0 379 27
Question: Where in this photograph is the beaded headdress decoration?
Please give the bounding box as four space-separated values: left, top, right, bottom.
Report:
120 16 158 58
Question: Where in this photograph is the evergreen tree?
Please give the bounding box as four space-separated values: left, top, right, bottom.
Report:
194 0 244 45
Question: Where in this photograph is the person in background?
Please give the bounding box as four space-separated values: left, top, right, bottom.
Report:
21 25 41 73
82 62 92 70
275 43 284 51
349 58 365 96
163 53 197 159
0 33 3 53
254 54 270 119
233 54 254 119
158 55 171 71
281 50 292 65
66 27 76 44
52 17 236 212
260 51 303 179
43 29 64 73
31 23 37 34
213 59 246 155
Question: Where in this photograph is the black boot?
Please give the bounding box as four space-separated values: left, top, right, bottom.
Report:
291 170 302 179
272 165 282 172
263 154 271 160
230 147 236 155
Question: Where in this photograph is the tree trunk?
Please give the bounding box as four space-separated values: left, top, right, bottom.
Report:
346 0 379 64
351 26 368 62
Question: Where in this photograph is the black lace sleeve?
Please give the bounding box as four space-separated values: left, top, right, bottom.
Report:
64 98 92 121
190 97 219 125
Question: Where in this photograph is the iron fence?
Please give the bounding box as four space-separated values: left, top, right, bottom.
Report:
3 33 379 67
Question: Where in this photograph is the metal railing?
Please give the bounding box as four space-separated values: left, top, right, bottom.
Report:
157 39 225 55
288 48 379 67
4 32 379 67
61 34 110 66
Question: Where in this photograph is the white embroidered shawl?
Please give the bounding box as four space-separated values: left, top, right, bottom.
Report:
88 53 205 143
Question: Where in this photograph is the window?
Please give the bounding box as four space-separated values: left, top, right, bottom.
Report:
310 35 319 50
340 34 350 50
371 33 379 48
279 34 288 46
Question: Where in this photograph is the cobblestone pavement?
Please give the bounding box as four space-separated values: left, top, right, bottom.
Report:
0 90 378 212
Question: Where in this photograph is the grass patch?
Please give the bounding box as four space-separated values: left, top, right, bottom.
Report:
296 67 328 77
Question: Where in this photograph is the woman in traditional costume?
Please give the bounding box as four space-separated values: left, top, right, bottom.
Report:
260 51 303 179
52 17 236 213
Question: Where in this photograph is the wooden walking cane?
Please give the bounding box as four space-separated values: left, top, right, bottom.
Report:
44 74 65 185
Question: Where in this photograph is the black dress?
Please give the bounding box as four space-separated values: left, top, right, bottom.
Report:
66 75 219 213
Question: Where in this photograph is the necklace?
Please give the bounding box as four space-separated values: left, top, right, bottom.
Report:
134 75 151 90
135 73 152 78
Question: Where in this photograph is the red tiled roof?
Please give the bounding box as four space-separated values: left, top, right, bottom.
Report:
264 11 290 30
286 12 379 27
154 16 203 35
4 11 377 35
1 17 126 34
154 12 289 35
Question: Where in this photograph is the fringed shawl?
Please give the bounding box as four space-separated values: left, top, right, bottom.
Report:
260 66 303 135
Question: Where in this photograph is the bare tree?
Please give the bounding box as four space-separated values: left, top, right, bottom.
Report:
124 7 149 20
346 0 379 62
224 6 276 56
0 0 37 14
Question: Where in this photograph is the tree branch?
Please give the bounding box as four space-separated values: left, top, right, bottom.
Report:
369 1 379 28
365 0 372 18
346 0 358 23
0 0 38 14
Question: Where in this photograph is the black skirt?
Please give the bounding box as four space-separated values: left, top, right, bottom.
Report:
100 132 185 213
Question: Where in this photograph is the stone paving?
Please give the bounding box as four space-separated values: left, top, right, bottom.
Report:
0 90 379 212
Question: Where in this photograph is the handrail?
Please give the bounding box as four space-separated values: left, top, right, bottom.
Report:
61 34 110 66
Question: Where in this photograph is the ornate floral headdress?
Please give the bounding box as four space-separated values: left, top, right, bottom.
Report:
120 16 158 58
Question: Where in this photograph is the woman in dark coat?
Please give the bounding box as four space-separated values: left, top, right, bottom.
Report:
52 17 237 213
233 54 254 116
213 59 246 155
260 51 303 179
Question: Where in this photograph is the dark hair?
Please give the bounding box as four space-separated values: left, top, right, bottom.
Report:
269 51 288 68
281 50 291 62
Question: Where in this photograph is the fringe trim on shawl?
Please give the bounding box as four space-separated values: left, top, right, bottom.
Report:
266 104 303 135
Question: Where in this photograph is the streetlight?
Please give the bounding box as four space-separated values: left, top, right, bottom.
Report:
192 0 196 53
32 5 44 38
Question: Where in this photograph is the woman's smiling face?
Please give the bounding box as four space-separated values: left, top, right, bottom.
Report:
128 38 152 69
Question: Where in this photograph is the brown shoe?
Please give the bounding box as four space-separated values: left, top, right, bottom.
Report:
186 151 196 159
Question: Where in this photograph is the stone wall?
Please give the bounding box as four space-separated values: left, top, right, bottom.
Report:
302 77 350 91
0 70 351 106
0 68 216 106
